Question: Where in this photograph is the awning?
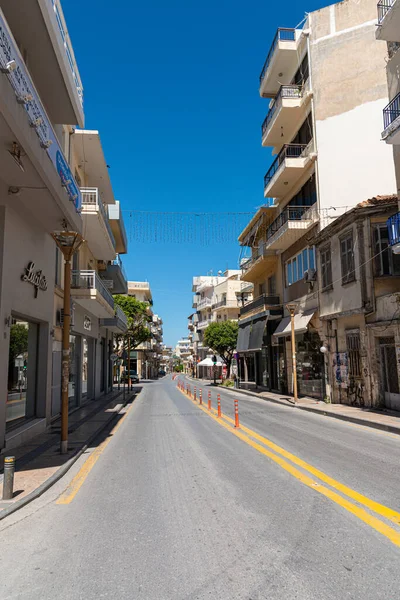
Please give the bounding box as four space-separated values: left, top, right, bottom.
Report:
273 310 315 338
248 317 267 351
198 357 223 367
237 317 267 352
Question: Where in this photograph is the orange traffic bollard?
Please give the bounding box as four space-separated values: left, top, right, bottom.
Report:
194 387 197 402
199 389 202 405
208 391 211 410
217 394 221 418
234 399 239 428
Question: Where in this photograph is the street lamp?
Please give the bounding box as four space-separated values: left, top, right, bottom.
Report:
52 231 84 454
286 303 298 404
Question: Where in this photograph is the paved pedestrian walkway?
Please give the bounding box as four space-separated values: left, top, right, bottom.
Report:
0 386 138 518
186 376 400 435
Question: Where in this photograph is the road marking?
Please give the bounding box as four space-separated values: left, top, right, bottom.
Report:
178 387 400 547
56 404 132 505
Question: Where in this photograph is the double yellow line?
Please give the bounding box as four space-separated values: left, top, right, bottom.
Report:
179 386 400 547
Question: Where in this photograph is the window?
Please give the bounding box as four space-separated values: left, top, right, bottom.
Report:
55 247 62 287
340 233 355 284
259 282 266 296
373 225 400 276
346 331 361 378
292 54 309 86
268 275 276 296
288 175 317 209
320 245 332 291
286 246 315 286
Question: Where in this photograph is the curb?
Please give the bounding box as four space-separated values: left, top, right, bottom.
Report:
201 380 400 437
0 391 136 521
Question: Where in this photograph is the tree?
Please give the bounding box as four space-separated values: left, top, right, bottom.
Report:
114 295 152 349
203 320 238 377
9 323 28 360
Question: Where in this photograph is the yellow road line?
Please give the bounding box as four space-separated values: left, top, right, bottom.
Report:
179 387 400 547
56 404 132 505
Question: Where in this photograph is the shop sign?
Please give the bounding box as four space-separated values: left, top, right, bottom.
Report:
83 315 92 331
21 262 47 297
0 13 81 211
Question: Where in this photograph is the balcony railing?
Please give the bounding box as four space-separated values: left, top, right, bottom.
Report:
129 281 150 289
197 297 213 310
111 254 127 281
81 188 116 248
261 85 304 136
115 305 128 328
266 204 316 240
197 319 212 330
264 144 308 189
259 28 296 85
49 0 84 106
388 212 400 246
241 244 272 272
240 295 280 316
71 270 114 308
378 0 396 23
383 92 400 129
212 299 241 309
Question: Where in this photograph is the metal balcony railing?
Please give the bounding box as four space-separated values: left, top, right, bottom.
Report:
115 304 128 327
263 144 309 189
240 294 280 316
383 92 400 129
387 212 400 246
378 0 396 23
111 254 127 281
49 0 84 106
197 297 213 310
261 85 304 136
266 204 317 241
81 188 116 248
259 28 296 85
71 270 114 308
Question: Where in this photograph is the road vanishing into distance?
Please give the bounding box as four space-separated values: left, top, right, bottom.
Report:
1 376 400 599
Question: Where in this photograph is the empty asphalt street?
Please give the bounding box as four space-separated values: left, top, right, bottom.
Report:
1 376 400 600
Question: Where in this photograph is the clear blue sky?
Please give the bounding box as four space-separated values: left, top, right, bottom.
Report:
65 0 331 346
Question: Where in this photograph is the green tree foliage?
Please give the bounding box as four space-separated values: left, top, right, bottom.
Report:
114 295 152 349
9 323 28 360
203 320 238 377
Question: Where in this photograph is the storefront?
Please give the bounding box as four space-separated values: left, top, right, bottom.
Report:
274 311 324 400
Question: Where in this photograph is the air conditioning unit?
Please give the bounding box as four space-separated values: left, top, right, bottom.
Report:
304 268 317 283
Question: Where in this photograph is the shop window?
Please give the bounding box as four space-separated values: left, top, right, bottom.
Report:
320 245 332 291
6 319 39 431
340 232 355 284
373 225 400 276
346 331 361 378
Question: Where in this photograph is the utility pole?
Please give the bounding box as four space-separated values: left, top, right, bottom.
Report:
286 303 298 404
127 335 131 392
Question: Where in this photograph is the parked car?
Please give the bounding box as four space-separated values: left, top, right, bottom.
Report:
158 370 166 377
121 370 139 384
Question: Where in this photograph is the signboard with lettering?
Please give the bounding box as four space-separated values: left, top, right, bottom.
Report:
0 12 81 210
21 262 47 297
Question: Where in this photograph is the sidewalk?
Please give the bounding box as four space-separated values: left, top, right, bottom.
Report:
0 386 138 519
185 376 400 436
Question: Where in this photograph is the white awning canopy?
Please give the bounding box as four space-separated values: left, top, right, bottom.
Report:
198 357 223 367
273 311 315 338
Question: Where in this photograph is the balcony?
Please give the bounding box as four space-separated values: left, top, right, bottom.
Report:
71 270 115 319
259 28 303 98
265 205 318 251
212 299 241 310
197 319 212 330
192 295 199 308
0 8 83 231
108 201 128 255
261 84 312 148
241 245 278 282
197 297 213 310
387 212 400 254
81 188 116 261
382 92 400 143
100 304 128 334
240 294 281 317
263 142 316 199
99 255 127 294
1 0 84 126
376 0 400 42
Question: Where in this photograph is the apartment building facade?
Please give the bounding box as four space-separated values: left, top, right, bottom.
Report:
238 0 397 397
